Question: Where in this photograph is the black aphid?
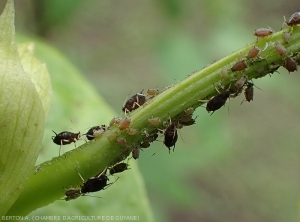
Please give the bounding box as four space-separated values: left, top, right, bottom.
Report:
164 122 178 153
122 91 146 113
85 125 107 140
110 163 130 175
206 92 230 115
52 131 80 156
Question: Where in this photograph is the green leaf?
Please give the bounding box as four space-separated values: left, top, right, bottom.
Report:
0 0 45 216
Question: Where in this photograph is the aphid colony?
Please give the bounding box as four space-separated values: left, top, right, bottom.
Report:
50 11 300 201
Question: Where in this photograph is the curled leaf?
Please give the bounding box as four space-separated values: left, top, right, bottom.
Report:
0 0 45 216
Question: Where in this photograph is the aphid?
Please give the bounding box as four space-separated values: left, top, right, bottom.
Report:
246 46 260 59
148 117 161 126
140 141 150 148
231 60 247 72
282 32 292 44
220 67 228 79
122 91 146 113
274 42 287 56
81 174 110 194
179 116 197 127
147 89 159 97
164 122 178 153
85 125 107 140
206 91 230 115
109 117 122 127
119 117 131 130
235 76 247 89
254 28 273 38
116 137 126 145
283 56 298 73
286 12 300 26
132 146 140 159
127 128 138 136
110 163 130 175
244 82 254 102
184 107 195 116
52 131 81 156
107 131 117 141
64 187 81 201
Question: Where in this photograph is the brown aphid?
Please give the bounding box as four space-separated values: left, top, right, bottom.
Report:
132 146 140 159
283 56 298 73
110 163 129 175
109 117 122 127
254 28 273 38
127 128 137 136
274 42 287 56
282 32 292 44
148 117 161 126
119 117 131 130
122 91 146 113
231 60 247 72
235 76 247 89
206 91 230 115
246 46 260 59
244 82 254 102
147 89 159 97
286 12 300 26
164 122 178 153
220 67 228 79
116 137 126 145
107 131 117 141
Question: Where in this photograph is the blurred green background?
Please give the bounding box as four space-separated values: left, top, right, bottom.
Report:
3 0 300 221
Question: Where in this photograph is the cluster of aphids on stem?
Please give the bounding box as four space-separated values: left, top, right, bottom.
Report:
50 12 300 201
206 12 300 114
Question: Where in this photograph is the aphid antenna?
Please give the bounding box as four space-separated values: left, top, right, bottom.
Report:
69 118 81 136
81 194 105 199
74 169 85 183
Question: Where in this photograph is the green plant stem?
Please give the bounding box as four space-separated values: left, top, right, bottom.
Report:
6 26 300 217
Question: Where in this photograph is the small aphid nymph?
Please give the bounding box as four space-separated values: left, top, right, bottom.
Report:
147 89 159 97
148 117 161 126
119 117 131 130
254 28 274 38
109 117 122 127
235 76 247 89
64 188 81 201
116 137 126 145
132 146 140 159
274 42 287 56
231 60 247 72
127 128 138 136
246 46 260 59
282 32 291 44
220 67 228 79
107 131 117 141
